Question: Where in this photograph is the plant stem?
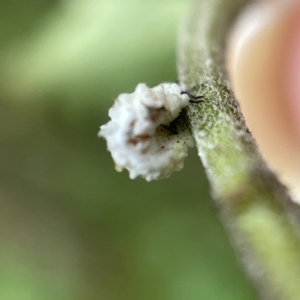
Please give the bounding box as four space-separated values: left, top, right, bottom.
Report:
178 0 300 299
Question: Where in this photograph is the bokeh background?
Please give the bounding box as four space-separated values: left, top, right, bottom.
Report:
0 0 256 299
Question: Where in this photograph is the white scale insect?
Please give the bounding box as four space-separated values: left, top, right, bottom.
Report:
99 83 203 181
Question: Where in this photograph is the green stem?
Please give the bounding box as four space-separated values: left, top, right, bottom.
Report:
178 0 300 299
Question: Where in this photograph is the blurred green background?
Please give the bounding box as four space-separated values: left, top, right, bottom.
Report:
0 0 256 299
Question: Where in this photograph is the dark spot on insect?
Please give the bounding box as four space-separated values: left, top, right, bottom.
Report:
128 134 150 145
161 124 178 135
149 106 166 121
160 110 189 135
130 120 136 127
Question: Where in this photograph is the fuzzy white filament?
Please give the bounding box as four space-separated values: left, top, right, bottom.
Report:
99 83 194 181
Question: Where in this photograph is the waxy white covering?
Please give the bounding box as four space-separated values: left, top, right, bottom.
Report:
99 83 194 181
